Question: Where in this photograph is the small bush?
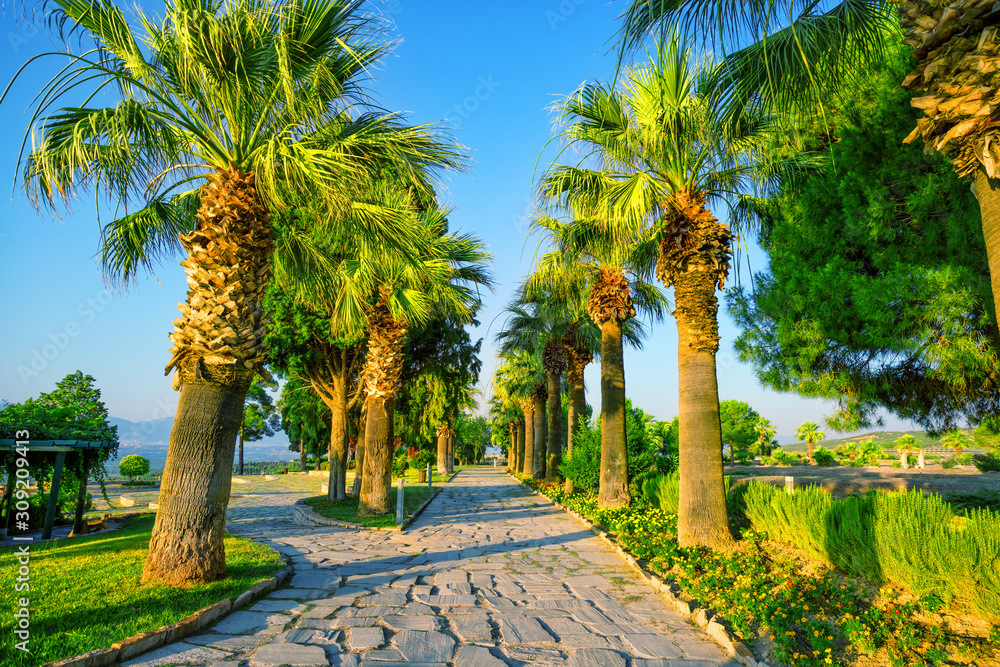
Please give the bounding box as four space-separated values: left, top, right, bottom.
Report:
940 457 957 469
771 449 798 466
119 455 150 481
972 452 1000 473
762 455 779 465
391 453 409 477
410 450 436 470
641 471 738 515
813 446 836 466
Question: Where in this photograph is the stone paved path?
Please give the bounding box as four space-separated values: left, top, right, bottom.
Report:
124 468 739 667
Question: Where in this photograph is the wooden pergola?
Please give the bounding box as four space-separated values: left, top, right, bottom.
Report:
0 440 113 540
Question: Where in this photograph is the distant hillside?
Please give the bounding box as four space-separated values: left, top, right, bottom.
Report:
779 429 975 452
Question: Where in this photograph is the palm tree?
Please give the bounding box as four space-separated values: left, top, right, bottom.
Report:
795 421 827 463
496 286 585 483
494 350 547 479
5 0 464 584
753 416 777 458
528 213 666 507
542 36 765 547
325 211 491 516
940 429 970 456
617 1 1000 342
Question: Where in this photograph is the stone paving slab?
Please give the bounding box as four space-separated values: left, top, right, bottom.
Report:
132 468 741 666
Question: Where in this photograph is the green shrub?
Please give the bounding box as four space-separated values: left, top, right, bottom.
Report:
17 478 91 531
771 449 798 466
940 457 957 469
391 453 409 477
955 453 973 466
743 482 1000 620
119 455 150 481
560 424 601 491
813 446 836 466
641 471 738 516
972 453 1000 473
410 450 436 469
762 455 779 465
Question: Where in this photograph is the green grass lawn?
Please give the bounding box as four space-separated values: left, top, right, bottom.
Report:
304 485 439 528
0 515 283 667
396 467 453 485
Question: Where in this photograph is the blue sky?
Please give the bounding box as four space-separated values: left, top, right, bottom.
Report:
0 0 917 439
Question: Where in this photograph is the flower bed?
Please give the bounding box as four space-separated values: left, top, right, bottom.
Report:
517 474 1000 667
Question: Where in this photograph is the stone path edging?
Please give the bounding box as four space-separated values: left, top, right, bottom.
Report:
292 479 448 531
40 548 292 667
508 471 770 667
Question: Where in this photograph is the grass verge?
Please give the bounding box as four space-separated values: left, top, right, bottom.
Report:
304 485 439 528
0 514 283 667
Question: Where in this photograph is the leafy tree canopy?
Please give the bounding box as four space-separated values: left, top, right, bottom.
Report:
278 377 330 459
727 45 1000 433
719 400 760 455
394 315 483 448
0 371 119 483
244 377 281 443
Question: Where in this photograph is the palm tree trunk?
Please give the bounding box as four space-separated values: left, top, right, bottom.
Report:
565 355 587 495
508 422 518 471
446 420 455 474
300 439 307 472
974 149 1000 337
807 439 815 464
146 164 272 585
516 419 526 476
142 363 253 585
674 270 735 551
546 372 563 483
351 401 368 495
238 423 244 475
531 390 547 480
358 395 395 515
326 364 350 500
598 319 630 508
521 403 534 477
437 425 449 476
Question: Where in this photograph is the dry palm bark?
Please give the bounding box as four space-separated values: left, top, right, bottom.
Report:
656 190 735 550
508 421 518 470
899 0 1000 331
516 417 526 476
520 399 535 477
351 401 368 496
587 265 636 508
437 423 450 476
358 294 408 515
542 339 568 482
563 329 592 495
143 164 271 585
530 384 548 480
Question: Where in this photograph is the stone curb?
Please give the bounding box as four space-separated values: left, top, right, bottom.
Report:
40 548 291 667
292 474 456 531
507 471 768 667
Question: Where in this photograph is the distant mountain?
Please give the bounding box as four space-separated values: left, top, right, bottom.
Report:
109 416 290 446
107 416 298 473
